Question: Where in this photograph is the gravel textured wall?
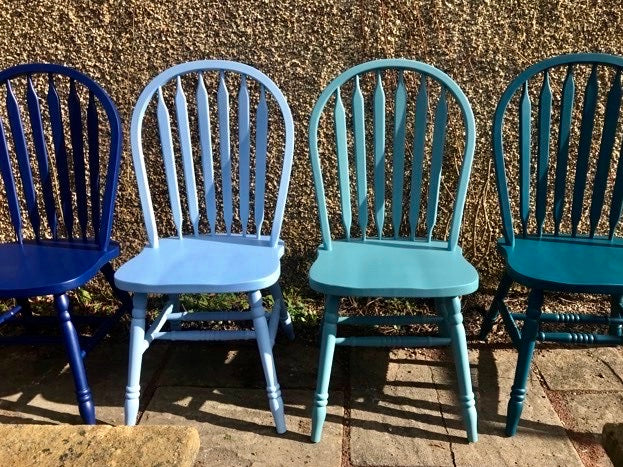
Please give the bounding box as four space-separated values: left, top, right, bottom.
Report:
1 0 623 292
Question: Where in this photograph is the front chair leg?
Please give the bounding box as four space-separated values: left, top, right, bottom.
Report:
269 283 295 341
479 272 513 340
311 295 339 443
440 296 478 442
124 293 147 426
55 293 95 424
249 290 286 434
506 288 543 436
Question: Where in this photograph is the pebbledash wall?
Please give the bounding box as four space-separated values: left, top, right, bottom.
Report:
1 0 623 293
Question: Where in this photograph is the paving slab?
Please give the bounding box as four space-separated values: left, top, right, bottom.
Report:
350 348 454 466
534 347 623 391
0 424 199 466
430 348 583 466
0 342 168 425
157 342 347 390
141 386 343 466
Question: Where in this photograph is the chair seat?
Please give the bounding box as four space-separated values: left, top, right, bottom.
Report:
499 236 623 294
114 235 285 294
309 239 478 298
0 240 119 298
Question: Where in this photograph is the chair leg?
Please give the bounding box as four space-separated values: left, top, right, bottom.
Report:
440 296 478 442
55 293 95 424
434 298 449 337
609 295 623 337
311 295 339 443
249 290 286 434
269 283 295 341
506 288 543 436
479 272 513 340
168 294 181 331
124 293 147 426
101 262 133 311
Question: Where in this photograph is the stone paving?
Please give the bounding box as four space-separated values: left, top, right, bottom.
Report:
0 340 622 466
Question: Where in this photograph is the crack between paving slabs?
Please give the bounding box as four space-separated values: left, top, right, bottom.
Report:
428 362 457 467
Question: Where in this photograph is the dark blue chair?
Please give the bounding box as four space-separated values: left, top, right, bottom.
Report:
0 64 130 424
479 53 623 436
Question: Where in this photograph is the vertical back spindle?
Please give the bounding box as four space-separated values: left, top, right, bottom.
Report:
409 76 427 240
553 67 574 235
334 87 351 239
238 75 251 235
87 91 100 242
426 87 447 241
519 81 531 237
536 72 552 236
157 87 183 237
0 115 22 242
392 70 407 238
255 85 268 238
352 75 367 238
373 71 386 239
175 77 199 236
68 79 88 239
571 65 598 236
197 73 217 235
609 142 623 239
218 71 233 234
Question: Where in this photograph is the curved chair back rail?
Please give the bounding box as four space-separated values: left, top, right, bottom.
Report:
493 53 623 245
131 60 295 248
309 58 476 251
0 64 122 249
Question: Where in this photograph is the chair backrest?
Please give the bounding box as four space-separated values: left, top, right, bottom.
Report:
494 53 623 246
0 64 122 249
309 59 476 251
131 60 294 248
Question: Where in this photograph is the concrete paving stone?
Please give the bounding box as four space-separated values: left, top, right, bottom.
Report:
603 423 623 467
157 342 347 390
141 387 343 466
0 342 168 425
349 348 454 466
0 424 199 467
534 347 623 391
430 348 583 466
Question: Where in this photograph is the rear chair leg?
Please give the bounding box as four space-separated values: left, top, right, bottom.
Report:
125 293 147 426
55 293 95 424
609 295 623 337
269 283 295 341
479 272 513 340
249 290 286 434
506 289 543 436
441 296 478 442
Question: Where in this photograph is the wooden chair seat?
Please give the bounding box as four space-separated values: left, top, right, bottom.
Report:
115 236 283 294
310 239 478 298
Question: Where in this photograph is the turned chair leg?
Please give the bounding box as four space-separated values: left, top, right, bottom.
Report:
124 293 147 426
506 288 543 436
249 290 286 434
479 272 513 340
440 296 478 442
269 283 295 341
609 295 623 337
55 293 95 424
311 295 339 443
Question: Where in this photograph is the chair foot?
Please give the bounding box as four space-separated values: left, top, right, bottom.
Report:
270 283 295 341
506 289 543 436
124 293 147 426
55 293 95 424
479 273 513 340
249 290 286 434
440 297 478 442
311 295 339 443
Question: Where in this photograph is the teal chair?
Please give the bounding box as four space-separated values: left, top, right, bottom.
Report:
308 59 479 443
479 53 623 436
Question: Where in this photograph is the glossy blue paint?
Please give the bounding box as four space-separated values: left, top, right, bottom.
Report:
308 59 478 443
480 53 623 437
0 63 128 425
117 60 295 433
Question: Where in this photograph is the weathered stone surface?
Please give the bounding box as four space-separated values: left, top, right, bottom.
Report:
141 387 343 466
0 424 199 467
534 348 623 391
603 423 623 467
157 342 346 390
350 348 454 466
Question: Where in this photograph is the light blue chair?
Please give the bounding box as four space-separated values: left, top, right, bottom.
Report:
115 60 295 433
480 53 623 436
308 59 479 443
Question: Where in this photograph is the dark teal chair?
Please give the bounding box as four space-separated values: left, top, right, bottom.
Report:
308 59 478 443
480 53 623 436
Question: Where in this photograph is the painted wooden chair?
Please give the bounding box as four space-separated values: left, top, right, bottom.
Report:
479 53 623 436
0 63 130 424
115 60 295 433
308 59 479 443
